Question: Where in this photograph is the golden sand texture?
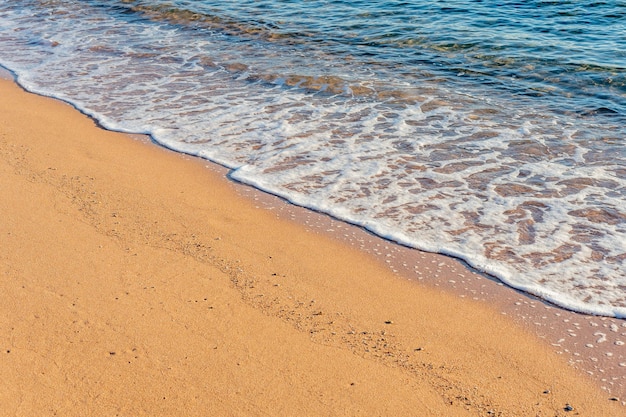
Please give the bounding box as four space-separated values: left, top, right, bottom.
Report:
0 78 621 416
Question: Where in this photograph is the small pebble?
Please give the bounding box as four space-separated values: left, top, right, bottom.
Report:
564 404 573 412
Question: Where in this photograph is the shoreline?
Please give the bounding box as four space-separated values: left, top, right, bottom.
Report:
234 173 626 400
0 76 623 414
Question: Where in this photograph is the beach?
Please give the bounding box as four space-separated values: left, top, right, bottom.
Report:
2 0 625 317
0 76 623 416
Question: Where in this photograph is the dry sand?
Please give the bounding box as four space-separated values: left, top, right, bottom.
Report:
0 77 622 416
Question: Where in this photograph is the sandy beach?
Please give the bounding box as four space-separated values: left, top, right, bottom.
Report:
0 77 622 415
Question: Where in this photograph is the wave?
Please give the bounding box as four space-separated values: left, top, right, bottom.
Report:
114 0 626 117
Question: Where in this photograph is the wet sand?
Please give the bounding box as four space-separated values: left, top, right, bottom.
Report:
0 77 622 415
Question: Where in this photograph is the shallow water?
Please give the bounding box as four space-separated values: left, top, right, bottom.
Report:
0 0 624 316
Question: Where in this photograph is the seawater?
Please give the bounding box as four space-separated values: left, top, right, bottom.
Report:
0 0 624 317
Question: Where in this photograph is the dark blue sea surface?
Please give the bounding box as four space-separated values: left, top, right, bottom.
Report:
150 0 626 116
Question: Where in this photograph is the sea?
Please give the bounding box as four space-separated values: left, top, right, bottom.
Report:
0 0 624 318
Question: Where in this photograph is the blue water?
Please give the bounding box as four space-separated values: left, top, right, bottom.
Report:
0 0 624 317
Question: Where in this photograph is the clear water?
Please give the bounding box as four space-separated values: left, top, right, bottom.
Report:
0 0 624 317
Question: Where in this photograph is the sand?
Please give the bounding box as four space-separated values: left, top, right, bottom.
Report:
0 77 622 416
